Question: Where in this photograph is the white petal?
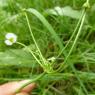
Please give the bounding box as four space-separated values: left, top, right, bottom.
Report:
4 40 13 46
5 33 17 40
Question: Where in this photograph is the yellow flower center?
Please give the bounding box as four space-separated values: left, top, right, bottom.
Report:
9 38 14 43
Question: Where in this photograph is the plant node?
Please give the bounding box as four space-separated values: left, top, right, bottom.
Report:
83 1 90 10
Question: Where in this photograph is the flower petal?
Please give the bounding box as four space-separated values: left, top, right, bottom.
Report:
5 33 17 40
4 40 13 46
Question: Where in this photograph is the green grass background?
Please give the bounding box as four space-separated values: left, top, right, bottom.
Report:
0 0 95 95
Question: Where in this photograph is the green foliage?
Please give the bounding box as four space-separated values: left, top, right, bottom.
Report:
0 0 95 95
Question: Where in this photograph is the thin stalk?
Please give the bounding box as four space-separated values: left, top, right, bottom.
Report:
57 9 86 72
24 12 46 65
87 0 89 3
16 42 43 67
64 12 86 68
15 72 45 93
56 10 85 58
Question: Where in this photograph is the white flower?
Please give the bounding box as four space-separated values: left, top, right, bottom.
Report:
5 33 17 46
47 57 56 62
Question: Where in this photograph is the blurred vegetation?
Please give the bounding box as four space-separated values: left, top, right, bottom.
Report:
0 0 95 95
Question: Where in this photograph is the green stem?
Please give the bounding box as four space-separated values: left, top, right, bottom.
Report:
87 0 89 3
24 12 46 65
56 10 85 58
64 11 86 68
57 9 86 72
16 42 52 73
16 42 43 67
15 72 45 93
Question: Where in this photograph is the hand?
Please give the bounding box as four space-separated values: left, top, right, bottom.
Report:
0 80 36 95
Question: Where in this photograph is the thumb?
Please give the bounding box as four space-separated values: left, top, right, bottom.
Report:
0 80 36 95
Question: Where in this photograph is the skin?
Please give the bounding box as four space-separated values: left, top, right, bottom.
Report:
0 80 36 95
